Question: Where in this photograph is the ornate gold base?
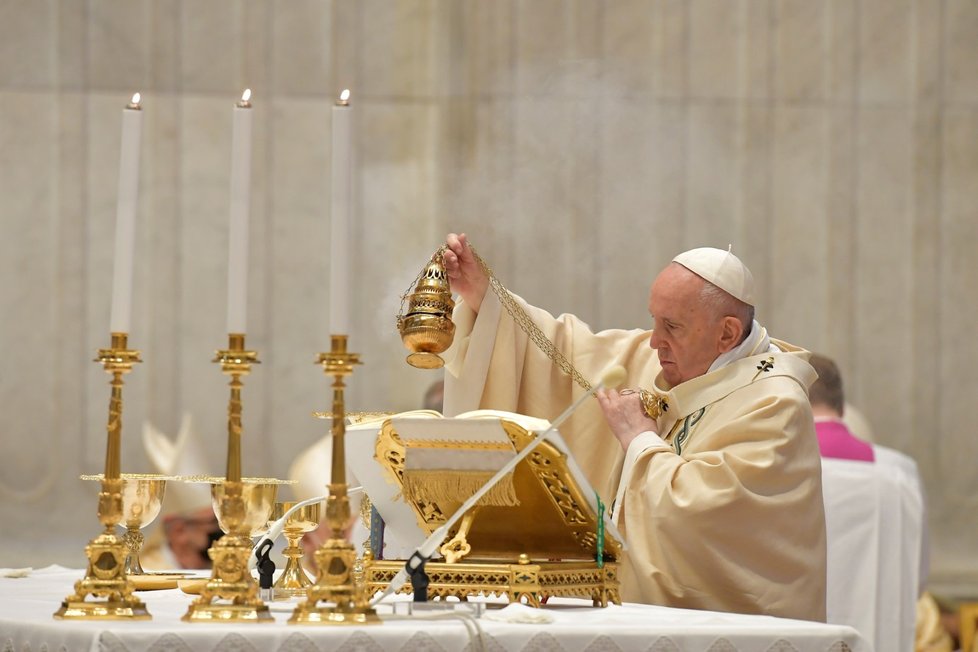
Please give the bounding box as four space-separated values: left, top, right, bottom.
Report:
182 602 273 623
273 552 313 599
288 538 380 625
363 559 621 608
288 606 382 625
54 530 150 620
405 351 445 369
54 597 150 620
182 533 272 623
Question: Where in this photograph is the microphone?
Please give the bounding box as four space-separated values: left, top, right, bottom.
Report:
248 485 364 570
369 364 627 607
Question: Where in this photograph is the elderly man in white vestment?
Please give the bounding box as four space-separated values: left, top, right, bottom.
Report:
440 233 827 622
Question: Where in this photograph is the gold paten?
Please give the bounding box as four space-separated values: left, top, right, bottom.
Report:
367 418 622 607
290 335 380 625
270 501 321 599
79 473 173 575
183 334 276 624
55 332 150 620
312 411 394 424
397 248 455 369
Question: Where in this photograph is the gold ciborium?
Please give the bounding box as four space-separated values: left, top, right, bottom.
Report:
397 249 455 369
270 501 322 598
80 473 170 575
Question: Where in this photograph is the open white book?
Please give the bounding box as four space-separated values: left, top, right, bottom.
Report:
346 409 624 563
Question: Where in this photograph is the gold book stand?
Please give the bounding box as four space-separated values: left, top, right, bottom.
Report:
362 416 622 607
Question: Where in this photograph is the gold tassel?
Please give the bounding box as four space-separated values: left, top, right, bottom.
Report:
401 469 520 507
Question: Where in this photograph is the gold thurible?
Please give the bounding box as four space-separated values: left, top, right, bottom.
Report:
54 333 150 620
289 335 380 625
182 333 274 623
397 249 455 369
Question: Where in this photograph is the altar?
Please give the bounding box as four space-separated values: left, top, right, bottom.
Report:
2 566 867 652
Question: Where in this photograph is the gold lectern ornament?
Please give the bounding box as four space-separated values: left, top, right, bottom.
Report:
397 248 455 369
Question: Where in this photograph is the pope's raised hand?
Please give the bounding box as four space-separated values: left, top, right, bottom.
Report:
596 389 658 451
443 232 489 313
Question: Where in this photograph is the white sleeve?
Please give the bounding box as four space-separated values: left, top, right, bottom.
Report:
611 430 671 525
442 291 502 416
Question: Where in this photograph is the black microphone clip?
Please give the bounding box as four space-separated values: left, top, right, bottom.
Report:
405 549 431 602
255 538 276 601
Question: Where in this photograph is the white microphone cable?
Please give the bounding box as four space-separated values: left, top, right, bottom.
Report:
368 364 627 607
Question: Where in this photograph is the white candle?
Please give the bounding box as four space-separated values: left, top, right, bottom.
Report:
330 89 352 334
227 88 253 334
109 93 143 334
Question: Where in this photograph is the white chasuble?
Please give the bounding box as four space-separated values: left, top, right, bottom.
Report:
443 290 827 622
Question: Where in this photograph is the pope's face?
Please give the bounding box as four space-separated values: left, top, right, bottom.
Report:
648 264 727 387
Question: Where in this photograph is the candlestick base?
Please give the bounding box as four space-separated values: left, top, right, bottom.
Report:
181 531 272 623
182 480 274 623
289 488 375 623
54 520 149 620
287 533 380 625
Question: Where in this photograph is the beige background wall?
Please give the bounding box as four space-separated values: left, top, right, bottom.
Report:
1 0 976 597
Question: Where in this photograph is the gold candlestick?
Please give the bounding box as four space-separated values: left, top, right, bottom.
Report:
55 333 150 620
183 333 274 623
290 335 380 625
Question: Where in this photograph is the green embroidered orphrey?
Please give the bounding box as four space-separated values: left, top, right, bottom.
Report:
596 494 605 568
672 407 707 455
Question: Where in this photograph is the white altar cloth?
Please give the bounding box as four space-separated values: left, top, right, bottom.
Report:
0 566 868 652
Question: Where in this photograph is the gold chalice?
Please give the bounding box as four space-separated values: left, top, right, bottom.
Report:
270 501 322 598
206 477 287 537
80 473 172 575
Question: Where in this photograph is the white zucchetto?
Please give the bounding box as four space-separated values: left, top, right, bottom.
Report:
672 246 755 306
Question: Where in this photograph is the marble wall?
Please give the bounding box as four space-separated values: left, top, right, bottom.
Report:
1 0 976 597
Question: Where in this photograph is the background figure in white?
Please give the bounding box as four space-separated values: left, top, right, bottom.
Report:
812 355 940 652
141 414 221 570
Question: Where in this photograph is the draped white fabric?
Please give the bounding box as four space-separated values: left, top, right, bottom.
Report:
821 450 925 652
1 566 868 652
